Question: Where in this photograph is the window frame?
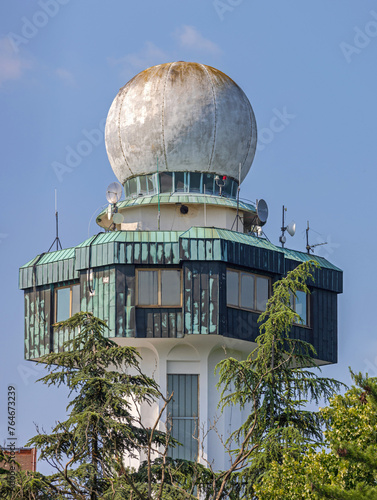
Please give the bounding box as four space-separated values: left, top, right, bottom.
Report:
226 268 271 313
290 290 310 327
136 268 183 308
167 374 199 462
54 283 80 322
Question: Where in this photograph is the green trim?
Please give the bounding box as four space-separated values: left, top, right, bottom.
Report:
96 194 256 221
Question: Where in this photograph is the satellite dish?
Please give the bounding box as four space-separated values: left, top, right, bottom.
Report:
256 199 268 225
113 213 124 224
286 221 296 237
106 182 122 204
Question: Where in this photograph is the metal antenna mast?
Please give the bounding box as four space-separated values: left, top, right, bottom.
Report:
306 221 327 254
48 189 63 252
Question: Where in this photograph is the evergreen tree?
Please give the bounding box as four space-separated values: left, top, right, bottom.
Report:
214 261 344 498
25 312 165 499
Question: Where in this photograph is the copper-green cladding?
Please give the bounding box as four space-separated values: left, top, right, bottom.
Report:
20 228 343 362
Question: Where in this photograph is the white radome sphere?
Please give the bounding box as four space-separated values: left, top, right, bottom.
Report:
105 62 257 184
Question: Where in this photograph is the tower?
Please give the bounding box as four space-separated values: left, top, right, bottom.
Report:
19 62 343 470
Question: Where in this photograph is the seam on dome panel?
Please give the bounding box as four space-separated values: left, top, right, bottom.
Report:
117 80 134 177
200 64 217 172
161 62 174 171
239 91 255 181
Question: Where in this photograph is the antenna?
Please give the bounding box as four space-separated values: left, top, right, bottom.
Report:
157 156 161 230
279 205 295 247
230 164 244 232
105 182 123 228
306 221 327 254
48 189 63 252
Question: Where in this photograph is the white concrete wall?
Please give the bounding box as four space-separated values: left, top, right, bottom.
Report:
115 335 255 471
116 203 244 232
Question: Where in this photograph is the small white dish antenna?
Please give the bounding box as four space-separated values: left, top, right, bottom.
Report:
279 205 295 247
286 221 296 237
113 213 124 224
106 182 122 204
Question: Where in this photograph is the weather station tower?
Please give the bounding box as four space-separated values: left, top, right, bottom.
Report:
19 62 343 470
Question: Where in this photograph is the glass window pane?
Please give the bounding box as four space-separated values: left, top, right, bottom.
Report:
56 288 70 322
146 174 155 194
295 291 307 325
160 172 173 193
71 284 80 315
241 273 254 309
138 271 158 305
189 172 201 192
256 277 269 311
128 177 137 197
161 270 181 306
227 271 239 307
174 172 186 192
124 181 130 198
203 173 214 195
139 176 147 195
223 178 232 197
167 375 198 461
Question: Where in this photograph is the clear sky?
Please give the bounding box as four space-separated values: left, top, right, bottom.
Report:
1 0 376 473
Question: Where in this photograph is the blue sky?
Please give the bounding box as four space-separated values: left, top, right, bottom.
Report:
1 0 376 473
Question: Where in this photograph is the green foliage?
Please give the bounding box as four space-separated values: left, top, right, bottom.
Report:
255 371 377 499
216 261 344 498
5 312 166 499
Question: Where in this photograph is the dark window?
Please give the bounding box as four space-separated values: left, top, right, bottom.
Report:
137 269 182 307
160 172 173 193
203 173 214 195
174 172 186 192
167 374 199 461
128 177 137 197
189 173 201 192
226 269 269 312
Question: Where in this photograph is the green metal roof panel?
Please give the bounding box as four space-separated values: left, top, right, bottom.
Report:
20 247 76 268
281 248 342 272
97 194 256 219
19 227 342 292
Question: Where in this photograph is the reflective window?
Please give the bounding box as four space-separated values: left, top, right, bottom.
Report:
189 172 201 192
290 290 308 326
256 277 269 312
227 269 269 312
203 173 214 195
174 172 186 192
56 284 80 322
137 269 182 307
138 270 158 306
146 174 155 194
223 178 232 197
128 177 137 196
226 270 239 307
241 273 254 309
139 176 148 195
160 172 173 193
161 270 181 306
167 374 199 461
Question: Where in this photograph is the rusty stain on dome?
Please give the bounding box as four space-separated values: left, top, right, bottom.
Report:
105 61 258 185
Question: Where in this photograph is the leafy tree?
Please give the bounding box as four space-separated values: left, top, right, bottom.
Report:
214 261 344 499
255 371 377 499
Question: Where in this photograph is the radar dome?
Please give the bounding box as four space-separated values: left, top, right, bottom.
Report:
105 61 257 185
